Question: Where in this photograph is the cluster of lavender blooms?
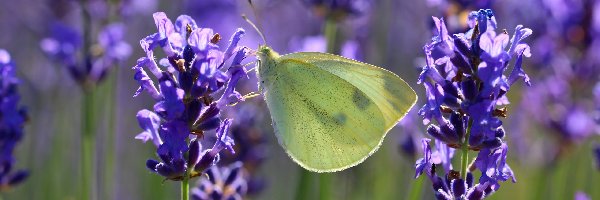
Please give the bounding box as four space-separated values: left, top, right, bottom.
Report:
505 0 600 165
0 50 28 190
191 162 247 200
39 1 131 88
415 9 531 199
133 12 251 185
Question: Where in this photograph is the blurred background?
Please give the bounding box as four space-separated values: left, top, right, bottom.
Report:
0 0 598 199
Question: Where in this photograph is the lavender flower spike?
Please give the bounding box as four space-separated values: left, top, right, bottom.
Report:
415 9 529 198
133 12 251 182
0 49 29 190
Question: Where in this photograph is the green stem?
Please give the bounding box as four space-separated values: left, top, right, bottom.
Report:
181 172 190 200
103 68 117 200
82 89 96 200
319 174 332 200
295 169 312 200
407 175 424 200
182 136 192 200
460 119 473 180
80 0 95 198
324 17 339 54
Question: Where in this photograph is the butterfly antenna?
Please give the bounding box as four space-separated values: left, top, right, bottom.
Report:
243 0 267 45
242 15 267 45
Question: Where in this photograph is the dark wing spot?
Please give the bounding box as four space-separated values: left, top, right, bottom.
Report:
352 89 371 110
334 113 347 125
383 74 415 111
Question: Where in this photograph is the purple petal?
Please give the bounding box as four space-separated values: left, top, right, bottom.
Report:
214 118 235 154
132 58 163 100
508 54 531 86
415 138 432 178
188 28 214 56
222 28 246 62
154 79 185 120
139 39 164 79
135 109 162 146
175 15 198 39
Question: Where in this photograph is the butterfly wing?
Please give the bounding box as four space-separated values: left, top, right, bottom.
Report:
262 52 417 172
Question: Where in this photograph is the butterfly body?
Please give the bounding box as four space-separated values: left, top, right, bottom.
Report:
256 45 417 172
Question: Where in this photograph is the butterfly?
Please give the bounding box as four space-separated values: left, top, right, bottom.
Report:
254 45 417 172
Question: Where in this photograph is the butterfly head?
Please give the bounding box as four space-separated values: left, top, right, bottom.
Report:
256 45 280 74
257 45 280 61
255 45 280 93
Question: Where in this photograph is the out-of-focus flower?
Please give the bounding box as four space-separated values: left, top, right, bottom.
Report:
0 49 29 190
133 12 252 181
575 191 591 200
39 22 81 67
39 1 131 88
289 35 363 60
219 104 268 194
119 0 158 18
425 0 495 32
506 0 600 165
415 9 528 198
40 21 131 86
191 162 247 200
301 0 372 20
182 0 244 41
398 108 424 159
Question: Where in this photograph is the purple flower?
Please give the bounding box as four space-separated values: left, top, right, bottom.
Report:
133 12 251 180
183 0 238 33
119 0 158 18
505 0 600 165
575 191 591 200
40 20 132 86
90 23 132 80
415 138 433 179
415 139 495 200
474 143 516 190
220 104 269 194
135 109 162 146
39 22 81 66
0 49 28 190
398 108 424 158
191 162 247 200
301 0 372 20
289 35 363 60
425 0 495 33
415 138 456 179
415 9 528 197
